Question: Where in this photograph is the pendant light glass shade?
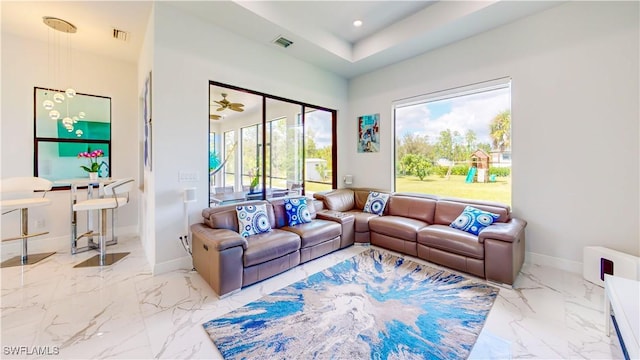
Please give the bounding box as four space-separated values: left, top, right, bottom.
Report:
49 110 60 120
42 17 85 136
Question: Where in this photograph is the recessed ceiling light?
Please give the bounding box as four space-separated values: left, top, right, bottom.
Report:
353 20 363 27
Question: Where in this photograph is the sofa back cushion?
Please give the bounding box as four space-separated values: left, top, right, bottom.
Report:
387 195 437 223
270 197 319 228
202 200 275 231
434 199 510 226
316 189 355 212
353 189 374 210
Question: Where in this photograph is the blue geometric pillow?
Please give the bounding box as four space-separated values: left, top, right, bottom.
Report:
363 192 389 216
236 204 271 237
450 206 500 236
284 197 312 227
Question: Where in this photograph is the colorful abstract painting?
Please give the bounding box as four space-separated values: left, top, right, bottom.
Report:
203 249 498 359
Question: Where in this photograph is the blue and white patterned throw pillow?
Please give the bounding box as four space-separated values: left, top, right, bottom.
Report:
284 197 312 227
236 204 272 237
450 206 500 236
363 192 389 216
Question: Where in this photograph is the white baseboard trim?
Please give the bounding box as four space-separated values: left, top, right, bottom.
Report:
525 251 582 274
152 254 193 275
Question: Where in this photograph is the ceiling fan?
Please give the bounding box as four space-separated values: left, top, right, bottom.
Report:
214 93 244 112
210 93 244 121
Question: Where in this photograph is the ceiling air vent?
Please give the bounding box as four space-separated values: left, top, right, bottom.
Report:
112 28 129 42
272 36 293 49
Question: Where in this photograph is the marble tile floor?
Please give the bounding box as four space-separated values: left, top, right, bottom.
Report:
1 236 624 359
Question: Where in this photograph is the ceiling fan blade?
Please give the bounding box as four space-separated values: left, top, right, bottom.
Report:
216 106 226 112
229 105 244 112
214 100 226 107
210 114 221 120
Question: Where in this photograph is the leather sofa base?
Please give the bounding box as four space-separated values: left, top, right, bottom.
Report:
300 236 340 263
371 232 417 256
485 235 525 285
193 232 244 297
417 244 485 279
243 251 300 287
355 231 370 244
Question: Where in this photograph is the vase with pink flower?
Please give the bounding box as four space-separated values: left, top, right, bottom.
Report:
78 148 104 180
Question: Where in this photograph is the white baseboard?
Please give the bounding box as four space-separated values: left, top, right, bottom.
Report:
152 254 193 275
525 251 582 274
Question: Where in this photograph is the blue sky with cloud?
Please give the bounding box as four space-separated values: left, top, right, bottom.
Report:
306 110 333 148
395 88 510 146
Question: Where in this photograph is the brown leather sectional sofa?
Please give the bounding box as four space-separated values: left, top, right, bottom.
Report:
191 198 354 297
313 188 527 285
192 189 526 296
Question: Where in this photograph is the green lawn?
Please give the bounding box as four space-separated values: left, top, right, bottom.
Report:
395 175 511 205
265 174 511 205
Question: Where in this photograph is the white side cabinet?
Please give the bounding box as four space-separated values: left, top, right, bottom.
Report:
604 274 640 359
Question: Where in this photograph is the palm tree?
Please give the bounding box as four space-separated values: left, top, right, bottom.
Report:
490 110 511 151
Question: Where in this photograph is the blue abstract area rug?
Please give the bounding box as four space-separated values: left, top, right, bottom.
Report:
203 249 499 359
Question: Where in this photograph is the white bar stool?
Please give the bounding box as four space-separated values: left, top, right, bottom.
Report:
72 178 134 267
1 177 55 268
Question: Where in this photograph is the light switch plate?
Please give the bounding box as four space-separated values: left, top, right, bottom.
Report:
179 171 198 182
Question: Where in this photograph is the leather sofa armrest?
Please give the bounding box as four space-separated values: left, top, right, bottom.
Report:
316 210 355 248
478 218 527 244
316 210 355 224
191 224 247 251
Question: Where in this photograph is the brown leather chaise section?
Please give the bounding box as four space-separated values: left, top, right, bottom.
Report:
314 188 527 285
192 198 352 297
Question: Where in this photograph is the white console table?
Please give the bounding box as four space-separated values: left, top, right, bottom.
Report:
604 274 639 359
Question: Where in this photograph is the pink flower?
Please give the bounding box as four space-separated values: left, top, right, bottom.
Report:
78 148 104 173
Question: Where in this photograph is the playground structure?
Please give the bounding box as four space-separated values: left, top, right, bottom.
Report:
466 149 490 183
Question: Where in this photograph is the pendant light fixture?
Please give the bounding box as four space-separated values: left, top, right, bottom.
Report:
42 16 85 136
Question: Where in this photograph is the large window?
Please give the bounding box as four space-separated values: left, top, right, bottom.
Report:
394 79 511 204
209 82 336 205
34 87 111 184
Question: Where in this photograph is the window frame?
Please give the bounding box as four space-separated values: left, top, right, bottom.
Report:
392 78 512 202
33 87 112 189
208 81 337 202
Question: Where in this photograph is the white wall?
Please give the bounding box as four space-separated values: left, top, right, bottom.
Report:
347 2 639 269
138 5 155 268
1 32 139 256
148 3 348 271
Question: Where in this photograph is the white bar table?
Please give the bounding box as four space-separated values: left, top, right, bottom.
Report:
55 177 117 254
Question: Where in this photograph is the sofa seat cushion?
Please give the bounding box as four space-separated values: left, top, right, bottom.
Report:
281 219 341 249
243 229 301 267
369 215 428 242
417 225 484 259
346 210 379 232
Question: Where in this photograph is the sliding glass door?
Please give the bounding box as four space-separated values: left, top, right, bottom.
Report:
304 107 334 193
265 98 303 199
209 82 336 206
